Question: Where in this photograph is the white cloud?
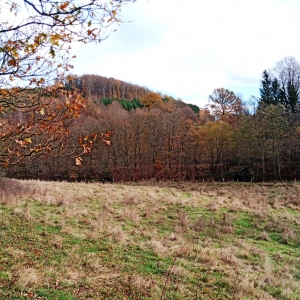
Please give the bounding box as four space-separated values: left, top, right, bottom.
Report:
73 0 300 107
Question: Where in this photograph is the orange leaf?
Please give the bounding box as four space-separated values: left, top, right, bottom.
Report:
59 2 69 10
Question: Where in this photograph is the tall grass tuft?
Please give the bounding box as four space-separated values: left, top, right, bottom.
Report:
0 178 31 204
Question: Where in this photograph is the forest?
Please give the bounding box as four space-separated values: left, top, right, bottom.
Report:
4 56 300 182
0 1 299 183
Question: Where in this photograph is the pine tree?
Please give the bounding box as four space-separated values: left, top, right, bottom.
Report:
286 81 298 113
277 81 298 112
259 70 274 105
271 78 282 104
272 56 300 112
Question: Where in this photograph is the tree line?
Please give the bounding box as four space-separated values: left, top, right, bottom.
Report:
6 56 300 182
2 1 300 182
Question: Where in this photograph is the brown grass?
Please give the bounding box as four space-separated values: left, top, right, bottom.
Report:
2 179 300 299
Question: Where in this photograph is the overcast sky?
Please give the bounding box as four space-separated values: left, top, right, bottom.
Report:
73 0 300 107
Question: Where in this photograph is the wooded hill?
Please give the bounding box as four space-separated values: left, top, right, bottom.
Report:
5 57 300 182
71 74 200 113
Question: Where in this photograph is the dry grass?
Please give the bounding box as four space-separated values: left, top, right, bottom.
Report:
17 268 40 287
1 179 300 299
0 178 31 204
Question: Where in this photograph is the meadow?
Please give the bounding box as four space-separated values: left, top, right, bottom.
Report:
1 179 300 299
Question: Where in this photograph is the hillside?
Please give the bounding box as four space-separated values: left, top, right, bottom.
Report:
5 72 300 183
1 179 300 299
71 74 200 113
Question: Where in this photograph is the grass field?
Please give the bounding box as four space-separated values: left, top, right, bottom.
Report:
1 179 300 299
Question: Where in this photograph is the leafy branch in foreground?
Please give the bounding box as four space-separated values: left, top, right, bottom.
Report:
0 0 136 166
0 0 136 87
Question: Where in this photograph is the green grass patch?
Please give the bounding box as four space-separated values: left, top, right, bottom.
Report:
36 289 75 300
1 180 300 299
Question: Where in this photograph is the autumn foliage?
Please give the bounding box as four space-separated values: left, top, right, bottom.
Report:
141 92 164 110
0 0 136 166
2 4 300 184
13 71 300 183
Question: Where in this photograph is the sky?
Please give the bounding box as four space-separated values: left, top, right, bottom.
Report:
73 0 300 107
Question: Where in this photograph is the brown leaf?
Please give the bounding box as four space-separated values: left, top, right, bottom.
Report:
75 157 83 166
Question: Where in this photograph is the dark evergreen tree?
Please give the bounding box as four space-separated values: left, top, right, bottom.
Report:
188 104 200 114
286 81 298 113
132 99 143 109
272 56 300 112
258 70 298 111
259 70 274 106
271 77 282 104
277 81 298 112
102 98 114 106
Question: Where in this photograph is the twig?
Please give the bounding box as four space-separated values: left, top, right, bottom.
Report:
160 242 189 300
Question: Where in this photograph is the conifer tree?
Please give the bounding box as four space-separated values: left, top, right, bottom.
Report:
271 77 282 104
272 56 300 112
285 81 298 112
258 69 298 112
259 70 282 106
259 70 274 106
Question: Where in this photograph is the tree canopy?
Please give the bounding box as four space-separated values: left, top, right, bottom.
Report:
0 0 136 166
141 92 164 110
208 88 243 122
0 0 135 87
259 57 300 112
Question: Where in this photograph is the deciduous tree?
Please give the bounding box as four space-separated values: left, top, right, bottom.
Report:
199 120 234 176
141 92 164 110
0 0 136 166
208 88 243 123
